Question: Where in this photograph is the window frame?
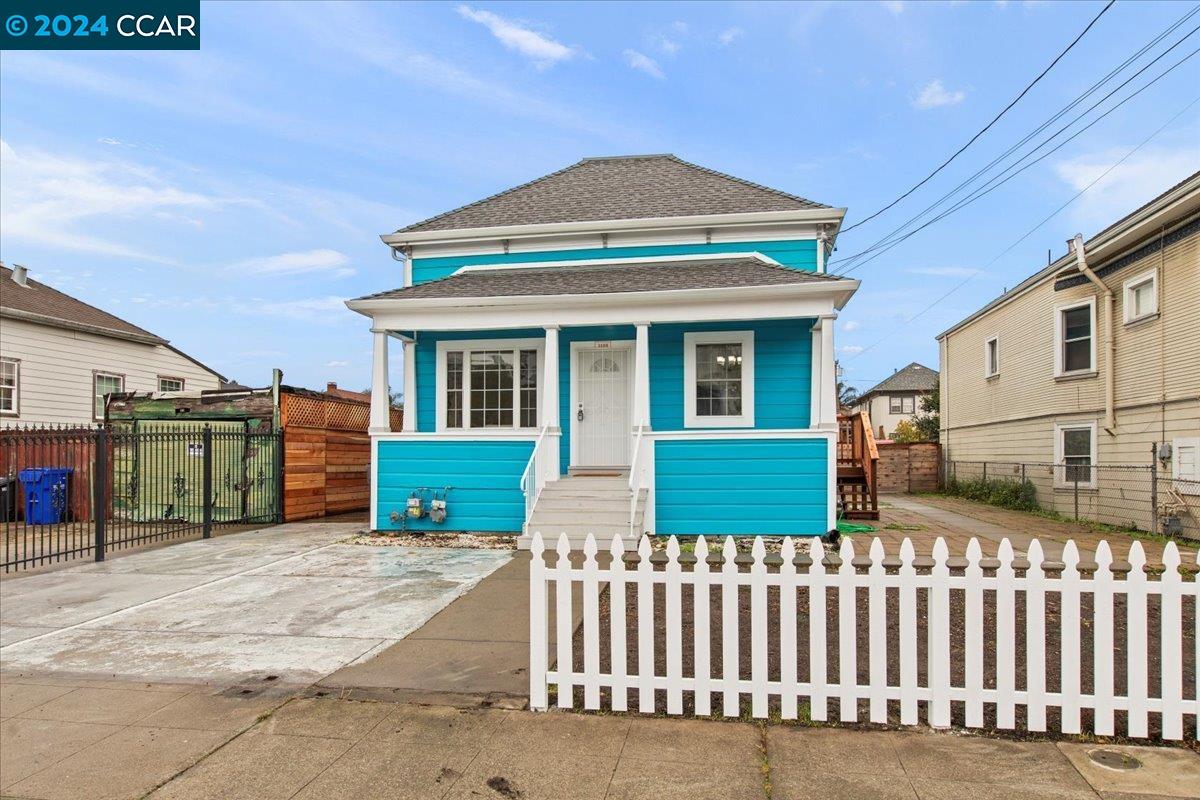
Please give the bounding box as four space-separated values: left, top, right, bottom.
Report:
1053 420 1098 489
889 395 903 414
683 330 755 428
0 357 19 417
434 338 544 433
984 335 1000 379
1053 297 1097 378
1122 268 1158 325
157 375 186 392
93 370 125 421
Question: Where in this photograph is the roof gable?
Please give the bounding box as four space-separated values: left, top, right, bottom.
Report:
1 264 163 344
859 362 938 397
397 154 829 234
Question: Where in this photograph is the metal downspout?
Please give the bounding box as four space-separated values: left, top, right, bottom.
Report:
1069 234 1116 435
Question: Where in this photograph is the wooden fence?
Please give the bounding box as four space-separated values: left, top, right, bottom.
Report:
876 441 940 493
529 532 1199 740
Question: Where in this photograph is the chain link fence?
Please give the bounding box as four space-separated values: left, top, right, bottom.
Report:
942 459 1199 542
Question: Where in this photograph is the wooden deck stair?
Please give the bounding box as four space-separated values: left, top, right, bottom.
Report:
837 411 880 520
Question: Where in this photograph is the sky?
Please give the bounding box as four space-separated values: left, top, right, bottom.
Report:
1 0 1197 395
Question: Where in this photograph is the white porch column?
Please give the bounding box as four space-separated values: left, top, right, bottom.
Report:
402 338 417 432
369 329 391 434
540 326 561 480
810 319 823 427
634 323 651 428
819 314 838 429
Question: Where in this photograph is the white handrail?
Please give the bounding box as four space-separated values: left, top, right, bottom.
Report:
521 426 549 494
628 425 647 537
522 426 551 524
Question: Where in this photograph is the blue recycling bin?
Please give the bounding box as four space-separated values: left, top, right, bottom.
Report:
18 467 73 525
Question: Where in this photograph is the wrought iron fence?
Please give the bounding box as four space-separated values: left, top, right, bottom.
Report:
942 458 1199 541
1 424 283 572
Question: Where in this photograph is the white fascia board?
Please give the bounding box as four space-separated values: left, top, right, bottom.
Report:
450 252 781 276
349 281 855 331
381 208 847 247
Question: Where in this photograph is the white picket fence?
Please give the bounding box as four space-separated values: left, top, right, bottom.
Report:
528 532 1200 740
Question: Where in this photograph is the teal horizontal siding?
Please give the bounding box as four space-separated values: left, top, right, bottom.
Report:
649 319 813 431
654 438 828 536
410 239 818 284
376 438 533 531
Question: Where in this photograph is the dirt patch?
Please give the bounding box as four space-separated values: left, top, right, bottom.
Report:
344 531 517 550
485 776 523 798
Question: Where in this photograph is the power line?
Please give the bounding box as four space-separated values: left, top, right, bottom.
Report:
835 32 1200 275
832 6 1200 273
838 0 1115 235
843 93 1200 362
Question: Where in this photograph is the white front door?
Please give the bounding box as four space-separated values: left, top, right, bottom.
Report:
574 343 633 467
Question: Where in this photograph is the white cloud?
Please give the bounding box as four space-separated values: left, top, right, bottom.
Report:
841 320 861 332
325 360 349 368
838 345 865 356
623 49 665 80
456 5 577 68
656 36 681 55
1054 144 1200 230
232 248 355 278
906 266 982 277
718 27 744 46
912 79 966 110
0 139 218 263
881 1 905 14
235 295 351 322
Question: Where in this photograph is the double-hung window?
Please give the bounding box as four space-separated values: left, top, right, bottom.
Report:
1054 421 1097 488
1123 269 1158 324
158 376 185 392
1054 298 1096 377
889 395 915 414
438 339 541 431
94 371 124 420
0 358 18 416
684 330 755 427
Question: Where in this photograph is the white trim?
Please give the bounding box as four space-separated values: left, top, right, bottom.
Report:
683 330 755 428
1172 437 1200 495
450 251 782 276
382 208 847 247
435 337 545 433
371 430 543 441
1053 296 1097 378
370 437 379 531
646 428 833 441
0 356 19 416
1122 268 1158 324
569 340 636 468
984 335 1000 379
1053 420 1099 489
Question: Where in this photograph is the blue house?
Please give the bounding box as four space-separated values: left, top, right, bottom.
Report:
347 155 859 547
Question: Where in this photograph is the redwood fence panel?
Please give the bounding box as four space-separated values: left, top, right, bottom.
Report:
530 532 1199 741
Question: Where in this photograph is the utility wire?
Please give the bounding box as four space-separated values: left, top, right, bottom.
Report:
843 93 1200 362
836 33 1200 275
839 0 1115 235
832 4 1200 272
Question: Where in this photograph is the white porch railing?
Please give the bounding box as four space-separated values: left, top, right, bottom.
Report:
521 427 554 528
529 532 1199 740
628 425 650 537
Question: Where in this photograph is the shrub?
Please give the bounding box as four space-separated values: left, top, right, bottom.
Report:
942 476 1039 512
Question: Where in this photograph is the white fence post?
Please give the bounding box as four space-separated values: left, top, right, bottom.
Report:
528 532 548 711
526 532 1196 740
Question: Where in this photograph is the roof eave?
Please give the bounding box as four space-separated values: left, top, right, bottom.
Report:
345 277 861 316
382 208 848 248
0 307 167 346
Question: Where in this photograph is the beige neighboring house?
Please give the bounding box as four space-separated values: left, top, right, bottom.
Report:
0 264 226 427
850 362 938 440
937 172 1200 534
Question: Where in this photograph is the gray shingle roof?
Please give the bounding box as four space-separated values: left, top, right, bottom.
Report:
396 154 830 234
354 258 843 302
1 264 165 343
858 362 938 397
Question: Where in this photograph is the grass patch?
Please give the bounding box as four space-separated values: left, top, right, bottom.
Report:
940 476 1039 512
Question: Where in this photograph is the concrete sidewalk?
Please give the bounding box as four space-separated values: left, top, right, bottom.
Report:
4 678 1198 800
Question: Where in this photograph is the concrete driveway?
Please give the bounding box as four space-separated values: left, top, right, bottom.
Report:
0 522 510 687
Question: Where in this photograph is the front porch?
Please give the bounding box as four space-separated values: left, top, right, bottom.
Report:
349 257 858 546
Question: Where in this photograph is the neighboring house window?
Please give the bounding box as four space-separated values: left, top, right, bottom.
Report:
436 339 542 431
94 372 124 420
1173 437 1199 496
1123 269 1158 324
1054 297 1096 376
889 395 915 414
1054 421 1097 488
158 376 185 392
985 336 1000 378
683 330 755 427
0 358 18 416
